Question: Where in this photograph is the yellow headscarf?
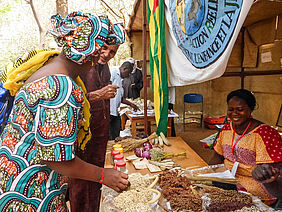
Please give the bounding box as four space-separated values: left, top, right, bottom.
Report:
4 49 91 151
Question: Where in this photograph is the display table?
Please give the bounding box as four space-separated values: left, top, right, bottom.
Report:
105 136 207 175
120 111 178 137
103 137 272 212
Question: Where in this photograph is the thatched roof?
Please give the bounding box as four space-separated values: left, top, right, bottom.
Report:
127 0 147 33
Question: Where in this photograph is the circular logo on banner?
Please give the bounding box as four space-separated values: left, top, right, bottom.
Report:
170 0 243 68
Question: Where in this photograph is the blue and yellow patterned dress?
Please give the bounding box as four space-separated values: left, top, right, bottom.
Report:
0 75 84 211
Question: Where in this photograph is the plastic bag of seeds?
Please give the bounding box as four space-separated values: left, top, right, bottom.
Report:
100 188 163 212
201 190 273 212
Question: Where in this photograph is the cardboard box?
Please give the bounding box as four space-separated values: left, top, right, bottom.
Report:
256 40 282 70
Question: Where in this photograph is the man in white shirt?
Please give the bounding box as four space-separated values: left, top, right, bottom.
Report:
109 61 139 139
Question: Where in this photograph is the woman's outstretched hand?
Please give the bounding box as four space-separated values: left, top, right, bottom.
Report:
42 157 129 192
103 168 129 192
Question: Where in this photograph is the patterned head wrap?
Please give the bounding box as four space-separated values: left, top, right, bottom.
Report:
49 11 125 64
106 22 125 45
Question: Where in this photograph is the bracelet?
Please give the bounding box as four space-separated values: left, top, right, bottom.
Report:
99 168 104 184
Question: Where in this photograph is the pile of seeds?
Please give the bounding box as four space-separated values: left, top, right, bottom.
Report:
113 188 153 212
127 173 151 190
202 186 253 212
159 171 202 211
158 171 256 212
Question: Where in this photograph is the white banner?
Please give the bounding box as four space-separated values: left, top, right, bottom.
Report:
165 0 253 86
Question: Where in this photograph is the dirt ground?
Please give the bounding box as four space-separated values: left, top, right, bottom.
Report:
175 123 218 163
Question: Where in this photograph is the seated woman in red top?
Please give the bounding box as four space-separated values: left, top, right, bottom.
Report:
210 89 282 205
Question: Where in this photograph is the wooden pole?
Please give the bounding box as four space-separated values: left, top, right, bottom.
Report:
143 0 148 134
222 70 282 77
240 28 245 89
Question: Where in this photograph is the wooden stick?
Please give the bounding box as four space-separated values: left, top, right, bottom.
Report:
186 176 238 184
185 166 201 170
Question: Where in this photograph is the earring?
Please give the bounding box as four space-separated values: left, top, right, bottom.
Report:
92 58 95 66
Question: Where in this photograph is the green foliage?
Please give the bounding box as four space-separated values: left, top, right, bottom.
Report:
0 0 134 69
0 4 12 15
0 0 19 15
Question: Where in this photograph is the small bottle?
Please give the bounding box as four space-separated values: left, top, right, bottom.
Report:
114 147 123 154
113 144 122 150
114 154 124 165
116 161 128 174
111 150 120 165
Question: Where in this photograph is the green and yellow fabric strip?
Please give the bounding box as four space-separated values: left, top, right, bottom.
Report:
147 0 168 135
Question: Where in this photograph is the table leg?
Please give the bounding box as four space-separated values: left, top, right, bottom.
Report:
167 117 172 137
121 114 125 130
132 121 137 136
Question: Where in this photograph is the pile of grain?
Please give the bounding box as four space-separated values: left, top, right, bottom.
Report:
128 173 151 190
159 171 202 211
113 188 153 212
202 186 253 212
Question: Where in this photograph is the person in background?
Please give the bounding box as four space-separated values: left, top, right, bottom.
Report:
68 23 125 211
252 163 282 199
123 57 143 99
109 61 139 140
209 89 282 205
0 11 129 211
131 59 143 99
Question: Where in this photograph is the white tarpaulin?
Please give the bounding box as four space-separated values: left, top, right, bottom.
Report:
165 0 253 86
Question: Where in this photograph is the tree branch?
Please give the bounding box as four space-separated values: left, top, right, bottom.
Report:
56 0 68 17
99 0 123 19
25 0 45 46
119 8 126 26
26 0 43 35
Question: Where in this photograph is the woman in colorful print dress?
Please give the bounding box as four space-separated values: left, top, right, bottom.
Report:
0 11 128 211
210 89 282 205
